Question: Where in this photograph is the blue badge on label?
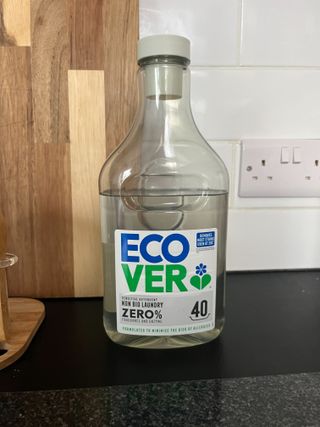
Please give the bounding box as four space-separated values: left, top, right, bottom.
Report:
196 231 215 248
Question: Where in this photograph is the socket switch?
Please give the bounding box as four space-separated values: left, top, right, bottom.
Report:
239 139 320 197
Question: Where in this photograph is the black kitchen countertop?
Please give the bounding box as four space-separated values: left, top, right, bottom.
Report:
1 271 320 426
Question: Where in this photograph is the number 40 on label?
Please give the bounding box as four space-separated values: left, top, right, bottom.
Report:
191 300 208 318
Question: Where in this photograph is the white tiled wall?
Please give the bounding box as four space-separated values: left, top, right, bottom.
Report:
192 69 320 140
241 0 320 66
140 0 240 65
140 0 320 270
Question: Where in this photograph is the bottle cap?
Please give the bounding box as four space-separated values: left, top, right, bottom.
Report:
137 35 190 63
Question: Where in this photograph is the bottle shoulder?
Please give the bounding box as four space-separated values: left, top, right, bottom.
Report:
99 133 229 194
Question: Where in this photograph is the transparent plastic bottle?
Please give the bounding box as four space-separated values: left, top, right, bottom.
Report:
99 35 228 349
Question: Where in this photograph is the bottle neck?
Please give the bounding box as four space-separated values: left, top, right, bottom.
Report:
137 59 194 130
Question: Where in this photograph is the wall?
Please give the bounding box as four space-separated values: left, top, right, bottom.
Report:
140 0 320 270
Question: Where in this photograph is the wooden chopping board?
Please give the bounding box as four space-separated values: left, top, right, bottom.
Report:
0 0 138 297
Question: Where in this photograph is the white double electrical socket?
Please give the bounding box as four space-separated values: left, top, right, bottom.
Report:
239 140 320 197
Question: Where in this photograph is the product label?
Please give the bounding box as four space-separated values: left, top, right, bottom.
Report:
115 229 217 336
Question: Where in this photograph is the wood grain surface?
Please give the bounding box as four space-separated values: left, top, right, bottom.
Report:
69 0 104 70
0 270 9 342
0 0 138 297
1 0 30 46
30 143 74 297
68 70 105 296
103 0 139 155
0 123 36 296
0 47 32 126
0 47 35 296
0 1 15 45
0 214 6 256
31 0 70 144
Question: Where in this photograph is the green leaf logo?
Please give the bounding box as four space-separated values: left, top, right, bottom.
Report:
201 274 211 288
190 275 201 290
190 273 211 290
